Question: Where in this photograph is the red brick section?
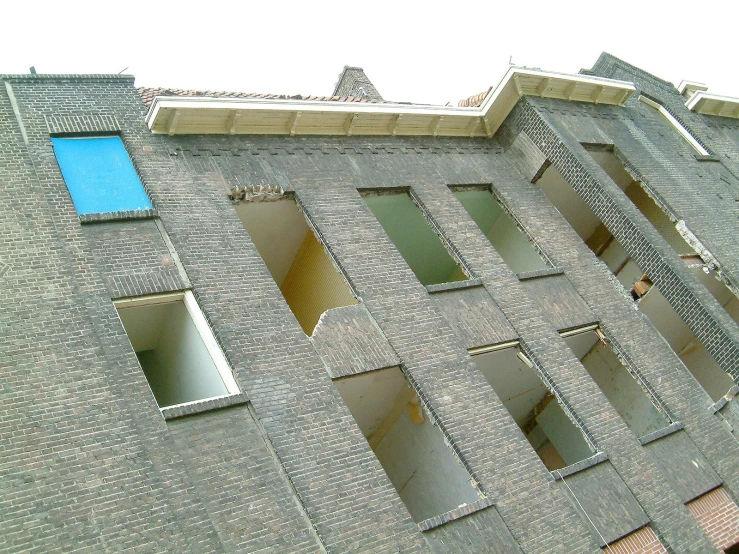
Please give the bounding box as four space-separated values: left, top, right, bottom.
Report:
687 487 739 552
603 526 667 554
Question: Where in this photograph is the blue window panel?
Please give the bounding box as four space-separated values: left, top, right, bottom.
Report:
52 136 153 215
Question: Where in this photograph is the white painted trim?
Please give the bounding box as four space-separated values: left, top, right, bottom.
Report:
114 291 185 307
477 66 634 113
639 96 709 156
468 340 520 356
559 324 599 338
677 80 707 96
158 393 240 412
145 67 636 137
114 291 240 395
182 291 240 395
686 90 739 112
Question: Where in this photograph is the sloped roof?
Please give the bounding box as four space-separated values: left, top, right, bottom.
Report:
137 87 380 109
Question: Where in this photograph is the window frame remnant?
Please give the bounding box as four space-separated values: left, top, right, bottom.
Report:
114 291 239 409
560 324 673 438
469 342 598 471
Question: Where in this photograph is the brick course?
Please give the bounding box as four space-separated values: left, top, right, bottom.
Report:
2 54 739 553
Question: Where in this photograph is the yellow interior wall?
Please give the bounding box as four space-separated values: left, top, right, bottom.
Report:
281 230 357 335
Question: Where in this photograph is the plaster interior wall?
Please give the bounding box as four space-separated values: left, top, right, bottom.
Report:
117 300 228 407
639 286 734 401
362 191 467 286
692 265 739 326
234 198 356 335
333 367 481 522
471 347 594 470
536 165 642 290
453 188 548 274
588 150 693 255
563 329 668 438
536 164 734 401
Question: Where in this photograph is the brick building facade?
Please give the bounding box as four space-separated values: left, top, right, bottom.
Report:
2 53 739 552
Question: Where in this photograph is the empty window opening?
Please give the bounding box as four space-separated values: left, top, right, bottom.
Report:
333 367 482 522
471 346 594 471
52 136 153 216
637 282 734 401
453 187 548 273
585 148 694 256
234 196 357 335
361 190 469 286
536 164 643 291
536 163 734 401
115 292 239 408
691 263 739 327
562 327 669 438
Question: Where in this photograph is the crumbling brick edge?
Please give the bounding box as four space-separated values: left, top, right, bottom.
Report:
79 209 158 224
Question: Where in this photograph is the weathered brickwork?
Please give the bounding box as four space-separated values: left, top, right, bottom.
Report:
2 53 739 553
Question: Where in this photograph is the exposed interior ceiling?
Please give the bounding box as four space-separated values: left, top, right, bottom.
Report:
333 367 409 439
563 330 600 361
472 347 547 425
588 150 633 191
537 164 601 241
234 199 308 285
454 188 548 273
454 188 504 235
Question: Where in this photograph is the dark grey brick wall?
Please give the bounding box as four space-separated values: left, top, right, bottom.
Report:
1 78 225 553
165 405 322 553
82 219 184 298
512 97 739 382
3 63 739 553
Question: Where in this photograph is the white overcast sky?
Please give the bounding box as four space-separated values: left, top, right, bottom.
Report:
2 1 737 106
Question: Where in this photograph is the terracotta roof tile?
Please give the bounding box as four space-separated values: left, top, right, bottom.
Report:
458 87 492 108
137 87 382 109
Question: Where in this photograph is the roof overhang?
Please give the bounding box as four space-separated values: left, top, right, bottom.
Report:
145 67 636 138
677 80 708 99
686 91 739 119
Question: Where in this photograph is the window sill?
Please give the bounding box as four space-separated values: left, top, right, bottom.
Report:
417 497 495 532
161 392 249 420
425 277 483 294
638 421 684 446
517 267 565 281
550 452 608 480
79 208 158 224
694 154 720 162
711 385 739 413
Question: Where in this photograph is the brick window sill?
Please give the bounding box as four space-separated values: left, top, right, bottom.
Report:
417 497 495 532
550 452 609 481
425 277 483 294
160 392 249 420
79 208 158 224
